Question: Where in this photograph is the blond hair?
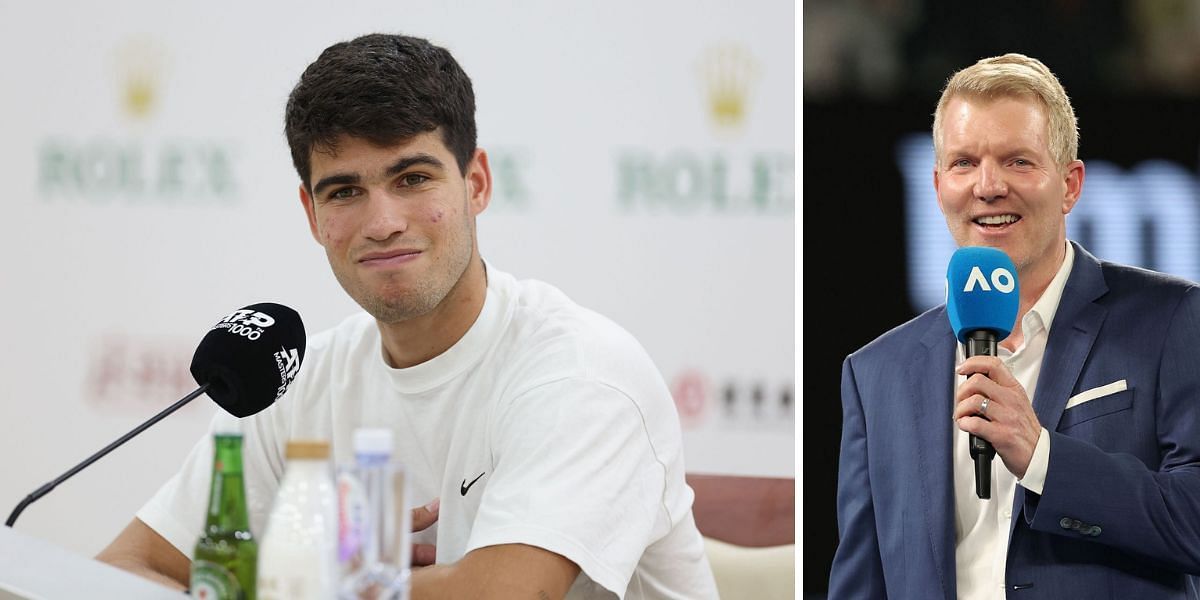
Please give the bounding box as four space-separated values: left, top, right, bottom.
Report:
932 53 1078 169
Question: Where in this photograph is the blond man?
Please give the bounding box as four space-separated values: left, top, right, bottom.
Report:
830 53 1200 599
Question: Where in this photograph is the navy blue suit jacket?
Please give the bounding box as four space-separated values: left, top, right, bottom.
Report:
830 243 1200 599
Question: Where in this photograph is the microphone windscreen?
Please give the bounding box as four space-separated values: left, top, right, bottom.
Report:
190 303 306 417
946 247 1020 344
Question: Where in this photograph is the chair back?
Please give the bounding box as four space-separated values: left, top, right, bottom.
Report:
686 473 795 600
686 473 795 546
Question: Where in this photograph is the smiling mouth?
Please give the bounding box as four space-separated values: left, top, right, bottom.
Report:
974 214 1020 228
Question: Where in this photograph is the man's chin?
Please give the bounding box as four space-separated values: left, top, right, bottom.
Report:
336 274 416 316
357 293 438 325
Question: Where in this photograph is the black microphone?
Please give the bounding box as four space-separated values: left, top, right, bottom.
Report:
964 331 1000 498
946 248 1020 499
5 302 305 527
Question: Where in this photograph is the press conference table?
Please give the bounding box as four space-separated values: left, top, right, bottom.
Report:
0 526 182 599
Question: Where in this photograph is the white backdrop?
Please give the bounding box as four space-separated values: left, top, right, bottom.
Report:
0 1 795 557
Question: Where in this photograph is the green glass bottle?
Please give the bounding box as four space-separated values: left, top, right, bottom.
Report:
191 432 258 600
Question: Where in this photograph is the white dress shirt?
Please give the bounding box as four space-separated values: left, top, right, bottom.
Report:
954 242 1074 600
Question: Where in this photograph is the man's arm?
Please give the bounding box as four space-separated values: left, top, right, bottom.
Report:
98 503 443 594
94 518 189 591
1018 287 1200 572
828 355 888 597
412 543 579 600
407 498 577 599
99 510 580 599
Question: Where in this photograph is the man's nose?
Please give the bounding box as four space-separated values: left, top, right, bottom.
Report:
973 160 1008 202
362 191 409 241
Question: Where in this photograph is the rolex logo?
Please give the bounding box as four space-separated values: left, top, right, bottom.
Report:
114 36 168 120
698 44 759 132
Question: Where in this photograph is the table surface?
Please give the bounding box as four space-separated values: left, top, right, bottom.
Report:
0 525 183 600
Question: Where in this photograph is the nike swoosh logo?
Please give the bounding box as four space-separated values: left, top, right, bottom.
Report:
460 472 486 496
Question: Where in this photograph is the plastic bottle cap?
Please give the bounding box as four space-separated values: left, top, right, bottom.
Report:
285 439 330 460
353 427 394 456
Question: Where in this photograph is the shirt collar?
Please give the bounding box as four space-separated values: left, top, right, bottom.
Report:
1022 241 1075 338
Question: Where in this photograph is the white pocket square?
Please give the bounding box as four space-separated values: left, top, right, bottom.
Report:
1065 380 1127 409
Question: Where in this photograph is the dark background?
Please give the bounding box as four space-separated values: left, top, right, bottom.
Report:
802 2 1200 596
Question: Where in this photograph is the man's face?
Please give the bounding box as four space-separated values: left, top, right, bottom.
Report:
934 95 1083 280
300 131 489 324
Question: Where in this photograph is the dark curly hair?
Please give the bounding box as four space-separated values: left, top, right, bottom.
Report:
284 33 477 190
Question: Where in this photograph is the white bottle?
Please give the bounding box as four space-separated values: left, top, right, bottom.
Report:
257 439 339 600
339 428 411 600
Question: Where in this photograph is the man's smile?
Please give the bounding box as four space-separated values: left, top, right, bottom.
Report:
972 213 1021 230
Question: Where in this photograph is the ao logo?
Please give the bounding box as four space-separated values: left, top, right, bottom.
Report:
897 134 1200 310
964 266 1015 293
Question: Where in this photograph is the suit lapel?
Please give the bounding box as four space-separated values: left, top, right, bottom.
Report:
1031 243 1109 435
1010 242 1109 539
914 310 958 600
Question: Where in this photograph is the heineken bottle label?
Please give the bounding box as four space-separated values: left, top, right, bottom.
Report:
191 559 242 600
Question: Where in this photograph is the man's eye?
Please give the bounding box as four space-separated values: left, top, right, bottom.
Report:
401 174 429 187
953 159 972 168
330 188 358 200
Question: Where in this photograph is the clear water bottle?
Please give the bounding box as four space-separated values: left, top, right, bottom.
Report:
257 440 339 600
339 428 410 600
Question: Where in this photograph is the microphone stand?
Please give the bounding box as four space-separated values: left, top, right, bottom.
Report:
5 383 210 527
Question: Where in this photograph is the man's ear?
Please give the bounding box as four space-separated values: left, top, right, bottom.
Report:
464 148 492 216
933 166 946 216
1061 159 1085 216
299 184 322 244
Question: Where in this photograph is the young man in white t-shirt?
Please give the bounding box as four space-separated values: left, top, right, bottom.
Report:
95 33 717 600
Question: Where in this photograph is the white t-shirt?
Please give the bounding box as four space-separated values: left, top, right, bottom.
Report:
137 265 717 600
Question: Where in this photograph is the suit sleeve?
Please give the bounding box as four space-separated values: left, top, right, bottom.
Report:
828 355 889 598
1024 286 1200 573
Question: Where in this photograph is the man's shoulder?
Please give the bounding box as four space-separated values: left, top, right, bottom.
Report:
489 269 665 394
1097 259 1200 298
1066 242 1197 301
500 272 644 356
851 305 948 364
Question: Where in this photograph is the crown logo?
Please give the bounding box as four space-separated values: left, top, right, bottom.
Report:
698 44 759 133
114 36 167 121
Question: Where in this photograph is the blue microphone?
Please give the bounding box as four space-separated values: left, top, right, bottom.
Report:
947 246 1020 499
